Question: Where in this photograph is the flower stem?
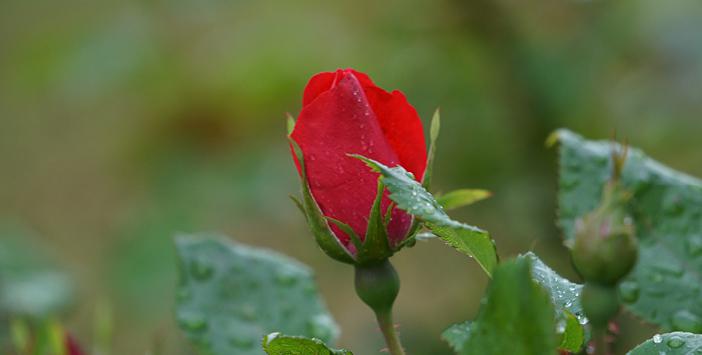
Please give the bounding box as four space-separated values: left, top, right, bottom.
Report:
593 327 609 355
375 309 406 355
354 260 405 355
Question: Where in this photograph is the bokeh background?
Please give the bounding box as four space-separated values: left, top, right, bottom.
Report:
2 0 702 353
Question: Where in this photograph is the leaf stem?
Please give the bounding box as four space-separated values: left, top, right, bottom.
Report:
375 309 406 355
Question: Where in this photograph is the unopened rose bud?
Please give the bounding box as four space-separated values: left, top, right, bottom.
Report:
571 182 638 286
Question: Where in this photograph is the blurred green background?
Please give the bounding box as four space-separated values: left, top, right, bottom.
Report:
1 0 701 353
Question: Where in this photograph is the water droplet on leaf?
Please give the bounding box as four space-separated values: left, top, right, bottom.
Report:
275 269 298 286
687 236 702 257
190 260 214 281
618 281 640 303
239 304 257 321
653 333 662 344
666 335 684 348
178 312 208 332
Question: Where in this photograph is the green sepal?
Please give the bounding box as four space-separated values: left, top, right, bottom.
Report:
437 189 491 210
290 138 355 264
290 195 305 216
286 113 296 136
326 182 394 265
403 109 440 248
422 108 440 190
325 217 363 253
356 181 393 264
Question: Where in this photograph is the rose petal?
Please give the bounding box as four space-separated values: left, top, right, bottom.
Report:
357 80 427 181
292 72 402 247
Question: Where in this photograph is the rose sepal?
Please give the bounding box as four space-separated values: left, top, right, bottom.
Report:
289 137 356 264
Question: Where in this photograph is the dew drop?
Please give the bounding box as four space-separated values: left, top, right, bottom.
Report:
176 288 190 301
275 269 298 286
650 272 664 283
190 260 214 281
687 236 702 257
239 304 257 321
666 335 684 348
263 332 280 346
654 262 683 276
653 333 662 344
618 281 640 303
178 312 208 332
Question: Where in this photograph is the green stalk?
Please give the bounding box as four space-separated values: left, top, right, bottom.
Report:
593 327 609 355
375 309 406 355
354 260 405 355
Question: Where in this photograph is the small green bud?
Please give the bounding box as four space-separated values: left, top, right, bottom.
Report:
581 283 620 328
571 183 638 285
354 260 400 313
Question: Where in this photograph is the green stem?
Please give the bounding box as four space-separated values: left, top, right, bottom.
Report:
354 260 405 355
593 327 609 355
375 309 406 355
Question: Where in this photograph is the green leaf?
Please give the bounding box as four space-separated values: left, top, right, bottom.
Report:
627 332 702 354
554 129 702 330
520 252 584 319
352 155 498 276
422 108 440 189
441 321 471 353
262 333 352 355
175 235 340 355
557 309 585 353
437 189 491 210
448 258 558 355
519 252 586 352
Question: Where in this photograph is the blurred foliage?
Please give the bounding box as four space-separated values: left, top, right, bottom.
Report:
1 0 702 353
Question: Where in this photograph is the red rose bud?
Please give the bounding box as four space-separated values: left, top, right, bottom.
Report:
290 69 427 264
